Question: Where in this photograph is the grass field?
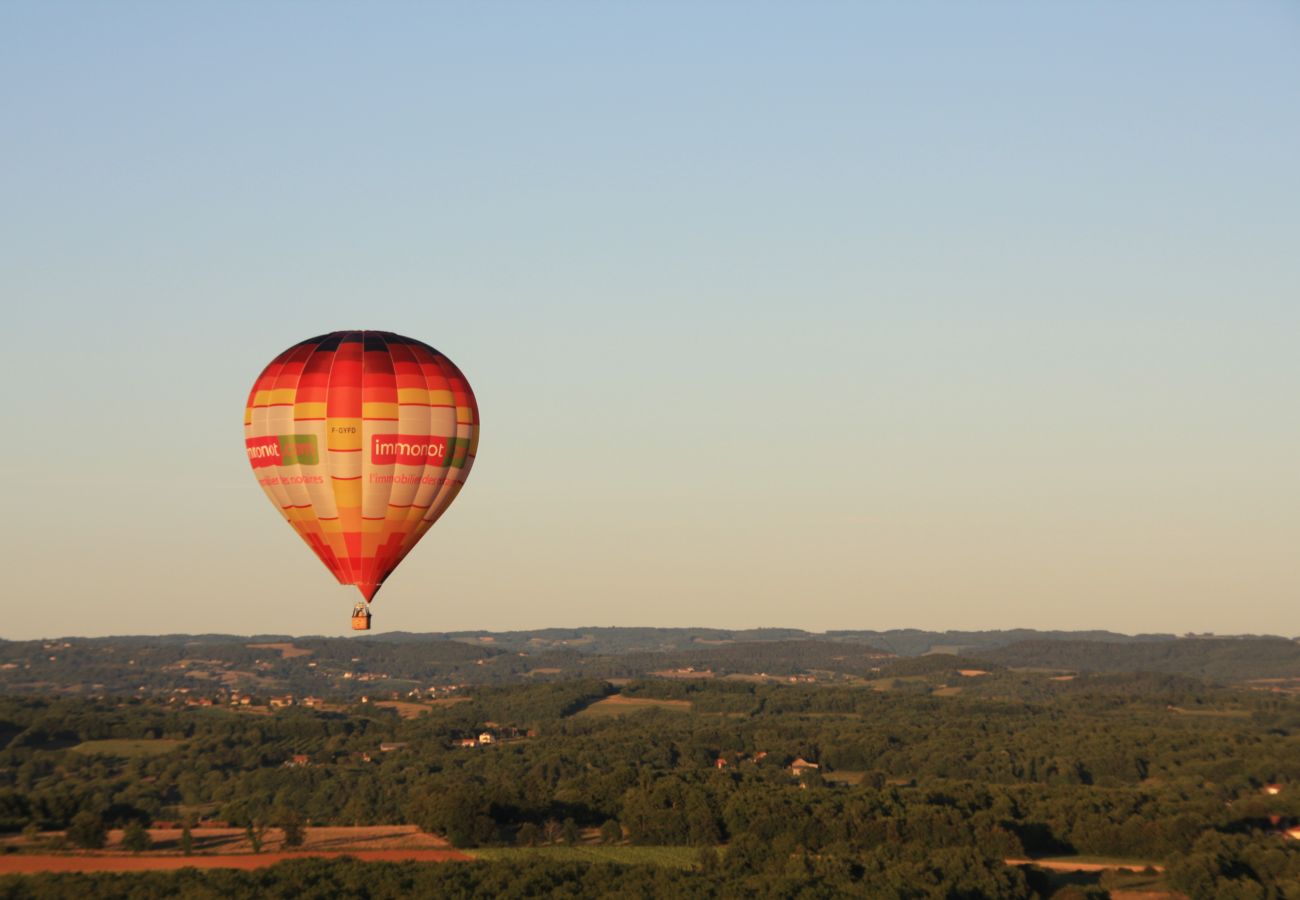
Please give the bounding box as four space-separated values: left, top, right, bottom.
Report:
1167 706 1252 718
467 845 700 868
1028 855 1162 870
572 695 692 718
373 701 430 718
860 675 930 692
246 642 313 659
1014 856 1169 896
822 770 866 785
70 739 184 758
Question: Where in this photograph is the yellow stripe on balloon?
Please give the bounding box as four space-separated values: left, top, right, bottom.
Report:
397 387 430 405
362 402 400 420
331 477 363 507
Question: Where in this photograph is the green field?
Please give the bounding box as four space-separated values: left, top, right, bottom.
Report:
1025 858 1169 896
468 845 701 868
859 675 933 692
822 770 866 785
1031 855 1162 870
70 738 184 757
1167 705 1252 718
572 695 692 718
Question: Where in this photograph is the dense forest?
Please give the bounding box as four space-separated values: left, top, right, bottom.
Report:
3 635 1300 897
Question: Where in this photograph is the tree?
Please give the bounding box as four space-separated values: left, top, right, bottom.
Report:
542 819 563 845
412 782 497 848
686 797 721 847
562 817 580 846
122 820 152 853
516 822 540 847
246 822 266 854
281 813 305 849
600 819 622 844
180 823 194 856
67 810 107 850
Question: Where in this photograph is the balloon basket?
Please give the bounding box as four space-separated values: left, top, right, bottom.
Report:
351 604 372 631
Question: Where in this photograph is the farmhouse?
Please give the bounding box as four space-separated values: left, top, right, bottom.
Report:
789 758 820 776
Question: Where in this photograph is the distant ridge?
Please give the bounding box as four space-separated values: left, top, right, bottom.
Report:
7 627 1293 655
2 629 1297 698
983 636 1300 680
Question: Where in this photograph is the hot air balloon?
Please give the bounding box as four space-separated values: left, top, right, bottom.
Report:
243 331 478 630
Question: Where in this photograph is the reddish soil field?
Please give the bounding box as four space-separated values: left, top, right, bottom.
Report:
0 849 472 874
0 826 473 874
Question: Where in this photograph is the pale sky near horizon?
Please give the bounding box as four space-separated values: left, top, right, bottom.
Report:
2 2 1297 640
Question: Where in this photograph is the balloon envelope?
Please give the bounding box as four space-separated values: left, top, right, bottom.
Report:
243 331 479 602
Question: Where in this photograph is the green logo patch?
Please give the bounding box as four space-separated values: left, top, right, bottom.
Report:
277 434 319 466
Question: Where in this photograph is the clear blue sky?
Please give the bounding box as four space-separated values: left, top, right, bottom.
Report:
2 2 1297 638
